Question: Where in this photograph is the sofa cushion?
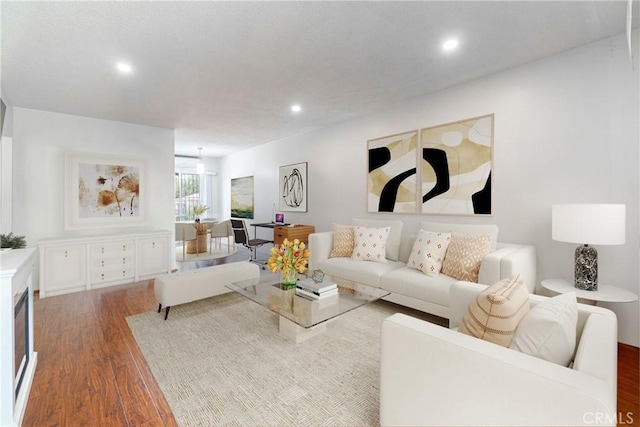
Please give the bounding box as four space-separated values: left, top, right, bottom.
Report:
407 230 451 276
329 223 354 258
380 267 458 307
318 257 404 288
421 221 498 252
459 275 530 347
510 292 578 366
353 218 403 261
351 225 390 263
441 232 492 282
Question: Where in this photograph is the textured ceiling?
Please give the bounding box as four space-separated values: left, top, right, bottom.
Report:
1 1 637 157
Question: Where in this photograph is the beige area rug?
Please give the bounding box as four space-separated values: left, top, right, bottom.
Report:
175 244 236 262
126 293 446 426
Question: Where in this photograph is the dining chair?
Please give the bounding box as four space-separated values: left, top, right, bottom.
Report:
175 222 199 261
210 220 233 253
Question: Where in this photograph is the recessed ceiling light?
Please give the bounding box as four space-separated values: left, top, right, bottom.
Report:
442 39 459 51
291 104 302 113
116 62 132 73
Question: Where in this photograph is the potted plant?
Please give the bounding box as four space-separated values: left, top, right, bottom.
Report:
192 205 208 223
0 232 27 251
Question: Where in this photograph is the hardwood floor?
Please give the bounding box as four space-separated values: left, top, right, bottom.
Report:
23 251 640 426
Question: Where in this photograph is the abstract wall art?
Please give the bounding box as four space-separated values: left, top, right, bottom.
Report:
420 114 493 215
279 162 307 212
367 130 418 213
65 152 147 229
230 175 254 219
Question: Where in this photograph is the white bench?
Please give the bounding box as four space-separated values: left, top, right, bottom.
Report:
154 261 259 319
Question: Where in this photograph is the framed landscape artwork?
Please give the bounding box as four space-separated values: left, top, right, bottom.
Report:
367 130 418 213
65 152 146 230
279 162 307 212
231 175 254 219
420 114 493 215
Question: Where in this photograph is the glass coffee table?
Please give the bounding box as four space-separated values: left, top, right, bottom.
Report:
227 275 390 343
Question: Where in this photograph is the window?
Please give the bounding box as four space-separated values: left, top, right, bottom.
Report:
175 173 200 221
174 172 215 221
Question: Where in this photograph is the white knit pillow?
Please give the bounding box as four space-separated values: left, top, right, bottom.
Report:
510 292 578 366
407 230 451 276
351 225 390 263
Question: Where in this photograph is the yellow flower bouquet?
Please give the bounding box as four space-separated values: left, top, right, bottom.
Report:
267 238 311 288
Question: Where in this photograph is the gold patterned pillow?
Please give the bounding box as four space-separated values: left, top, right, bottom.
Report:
459 275 530 347
441 232 492 282
329 224 354 258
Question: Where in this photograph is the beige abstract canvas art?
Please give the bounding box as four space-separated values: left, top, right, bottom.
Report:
421 115 493 215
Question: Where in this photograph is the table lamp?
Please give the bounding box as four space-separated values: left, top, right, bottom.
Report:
552 204 625 291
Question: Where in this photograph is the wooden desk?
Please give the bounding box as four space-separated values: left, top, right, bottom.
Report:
273 225 315 245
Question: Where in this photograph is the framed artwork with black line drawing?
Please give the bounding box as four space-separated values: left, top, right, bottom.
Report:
279 162 307 212
420 114 493 215
367 130 418 213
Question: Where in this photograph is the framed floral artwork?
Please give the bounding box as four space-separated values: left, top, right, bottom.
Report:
65 152 147 230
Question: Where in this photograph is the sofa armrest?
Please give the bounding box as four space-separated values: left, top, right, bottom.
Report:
478 244 536 292
573 307 618 393
380 313 616 427
308 231 333 271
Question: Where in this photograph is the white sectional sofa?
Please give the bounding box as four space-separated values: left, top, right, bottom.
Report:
379 281 618 426
308 220 537 319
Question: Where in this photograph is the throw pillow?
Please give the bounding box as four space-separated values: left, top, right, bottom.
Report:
329 224 354 258
407 230 452 276
459 275 530 347
441 232 492 282
352 218 403 261
421 221 499 252
510 292 578 366
351 225 390 263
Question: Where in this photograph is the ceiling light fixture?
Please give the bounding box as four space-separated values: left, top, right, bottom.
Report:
196 147 204 174
116 62 132 73
291 104 302 113
442 39 459 51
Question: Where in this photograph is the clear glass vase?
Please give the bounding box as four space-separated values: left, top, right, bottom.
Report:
281 268 297 289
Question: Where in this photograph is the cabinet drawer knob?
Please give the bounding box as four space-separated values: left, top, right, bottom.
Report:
65 250 68 257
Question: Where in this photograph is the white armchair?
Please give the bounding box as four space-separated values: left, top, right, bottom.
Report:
380 281 618 426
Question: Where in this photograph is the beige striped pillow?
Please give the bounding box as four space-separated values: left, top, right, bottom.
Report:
459 275 530 347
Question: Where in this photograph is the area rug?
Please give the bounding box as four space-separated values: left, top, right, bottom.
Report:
126 293 445 426
175 244 236 263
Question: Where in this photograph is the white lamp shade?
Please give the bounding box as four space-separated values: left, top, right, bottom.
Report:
552 204 625 245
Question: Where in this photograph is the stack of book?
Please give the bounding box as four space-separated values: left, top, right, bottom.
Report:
295 278 338 300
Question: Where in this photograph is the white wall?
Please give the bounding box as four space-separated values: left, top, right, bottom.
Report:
219 33 640 346
12 107 176 272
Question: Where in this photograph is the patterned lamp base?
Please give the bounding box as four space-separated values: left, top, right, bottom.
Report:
575 244 598 291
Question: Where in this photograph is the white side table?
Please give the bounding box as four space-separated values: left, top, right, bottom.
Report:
541 279 639 305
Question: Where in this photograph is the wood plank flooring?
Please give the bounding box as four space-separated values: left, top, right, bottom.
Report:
23 252 640 426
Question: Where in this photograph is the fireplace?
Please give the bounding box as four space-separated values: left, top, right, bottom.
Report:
14 288 29 399
1 248 38 426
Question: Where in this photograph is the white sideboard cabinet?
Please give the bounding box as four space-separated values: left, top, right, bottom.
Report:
39 230 171 298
